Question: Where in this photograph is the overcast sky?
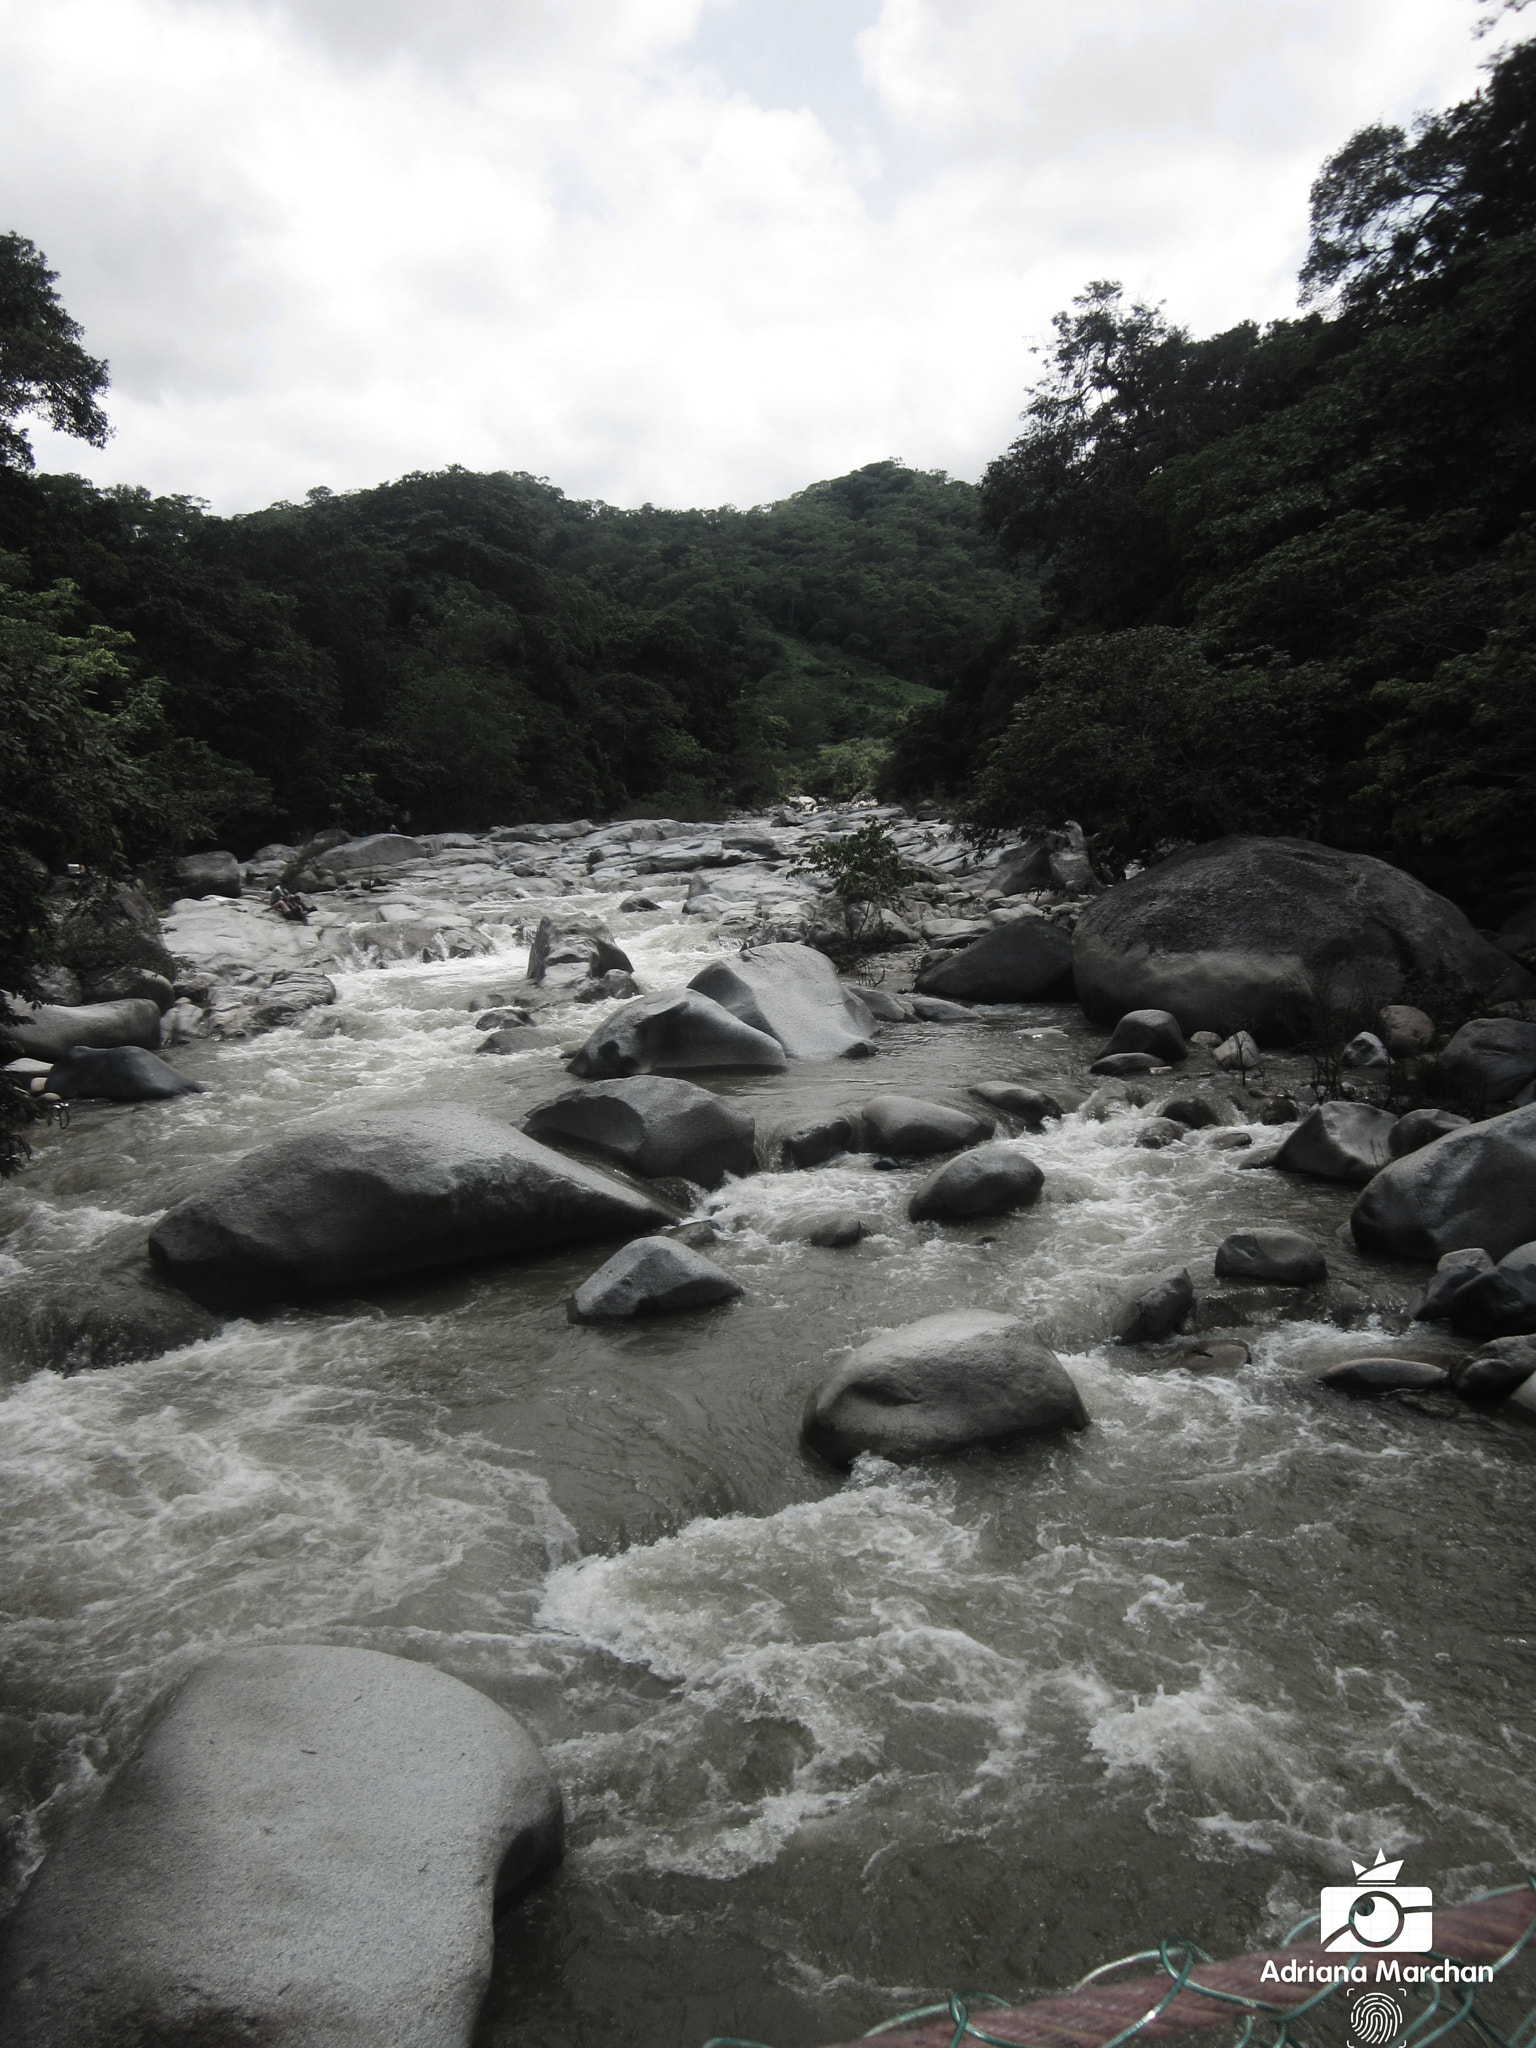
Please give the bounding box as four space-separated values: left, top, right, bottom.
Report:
1 0 1496 512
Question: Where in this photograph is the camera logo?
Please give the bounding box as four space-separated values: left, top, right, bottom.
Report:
1351 1991 1405 2045
1321 1854 1434 1953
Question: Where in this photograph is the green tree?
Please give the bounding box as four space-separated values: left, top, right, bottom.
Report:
0 234 110 470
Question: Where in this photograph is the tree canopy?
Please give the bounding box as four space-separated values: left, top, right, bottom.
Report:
0 234 110 471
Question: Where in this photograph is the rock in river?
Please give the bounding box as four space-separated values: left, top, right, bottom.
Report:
2 997 163 1062
912 917 1076 1003
148 1108 676 1306
857 1094 988 1157
802 1309 1089 1464
0 1644 562 2048
524 1075 755 1187
1273 1102 1396 1185
969 1082 1063 1127
568 1235 743 1321
1435 1018 1536 1104
47 1046 206 1102
1116 1268 1194 1344
526 912 633 990
1072 836 1525 1038
567 990 788 1080
907 1144 1044 1223
1456 1335 1536 1400
1351 1103 1536 1262
1101 1008 1188 1063
1214 1230 1327 1286
1319 1357 1452 1394
689 942 876 1060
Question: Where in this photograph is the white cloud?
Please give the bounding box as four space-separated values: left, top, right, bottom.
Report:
1 0 1491 511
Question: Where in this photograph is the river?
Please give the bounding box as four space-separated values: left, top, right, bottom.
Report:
1 812 1532 2048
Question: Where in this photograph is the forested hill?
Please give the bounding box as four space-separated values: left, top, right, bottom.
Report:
890 34 1536 909
0 455 1018 852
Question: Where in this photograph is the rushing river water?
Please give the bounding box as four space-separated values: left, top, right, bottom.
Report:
2 834 1534 2048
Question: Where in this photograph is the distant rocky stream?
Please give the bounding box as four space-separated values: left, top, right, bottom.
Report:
1 807 1533 2048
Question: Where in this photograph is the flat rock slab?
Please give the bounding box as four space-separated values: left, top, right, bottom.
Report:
567 990 787 1080
857 1094 988 1157
0 1644 562 2048
1352 1103 1536 1261
149 1108 676 1307
689 943 875 1060
568 1235 743 1321
525 1075 755 1186
802 1308 1088 1464
908 1144 1044 1223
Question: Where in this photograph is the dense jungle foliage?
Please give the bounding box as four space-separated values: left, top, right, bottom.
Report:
890 35 1536 886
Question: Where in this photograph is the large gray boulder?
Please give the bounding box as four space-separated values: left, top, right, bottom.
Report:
174 849 242 898
568 1235 743 1321
47 1046 205 1102
858 1094 988 1157
1214 1230 1326 1286
1 998 163 1062
567 990 787 1079
689 943 875 1060
908 1144 1044 1223
913 917 1075 1003
1273 1101 1397 1185
801 1309 1088 1464
316 832 427 874
1351 1104 1536 1261
1435 1019 1536 1104
526 913 632 990
0 1645 562 2048
524 1076 755 1187
148 1108 675 1306
1072 836 1524 1039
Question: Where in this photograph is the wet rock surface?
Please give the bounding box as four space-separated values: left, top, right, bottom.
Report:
568 1235 744 1321
524 1076 756 1186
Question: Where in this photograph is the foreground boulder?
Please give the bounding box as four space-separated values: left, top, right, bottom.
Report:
1072 836 1524 1038
858 1094 988 1157
566 990 787 1079
908 1144 1044 1223
1273 1102 1396 1185
913 917 1075 1003
689 943 875 1059
568 1236 743 1321
524 1076 754 1186
148 1108 675 1306
47 1046 205 1102
2 998 162 1062
802 1309 1088 1464
0 1645 562 2048
1435 1018 1536 1104
1352 1104 1536 1261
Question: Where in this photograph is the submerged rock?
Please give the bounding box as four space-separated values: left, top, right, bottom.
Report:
567 990 787 1080
689 943 876 1060
804 1213 866 1248
0 1644 562 2048
968 1082 1063 1127
0 1222 222 1375
47 1046 205 1102
1319 1357 1452 1393
1072 835 1526 1038
801 1309 1089 1464
1351 1103 1536 1261
524 1075 755 1187
907 1144 1044 1223
1090 1052 1163 1077
148 1109 676 1307
568 1235 743 1321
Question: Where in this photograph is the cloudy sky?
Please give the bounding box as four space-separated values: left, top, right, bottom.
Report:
1 0 1495 512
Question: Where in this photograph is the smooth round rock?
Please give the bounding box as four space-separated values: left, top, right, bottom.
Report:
1090 1051 1162 1077
1102 1008 1188 1063
1379 1005 1436 1057
689 943 876 1060
567 989 788 1080
46 1046 205 1102
1352 1103 1536 1261
1456 1336 1536 1400
2 997 164 1063
1135 1118 1187 1149
968 1083 1063 1126
907 1144 1044 1223
804 1213 866 1248
1389 1106 1471 1157
1117 1269 1194 1344
1445 1265 1536 1338
1319 1357 1452 1393
0 1645 563 2048
1436 1018 1536 1104
857 1095 988 1157
524 1075 755 1187
778 1117 856 1169
1214 1230 1327 1286
568 1235 743 1321
908 996 974 1023
801 1309 1089 1465
1156 1095 1222 1130
913 918 1076 1004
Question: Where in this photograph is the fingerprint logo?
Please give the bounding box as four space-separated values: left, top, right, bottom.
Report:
1352 1992 1404 2045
